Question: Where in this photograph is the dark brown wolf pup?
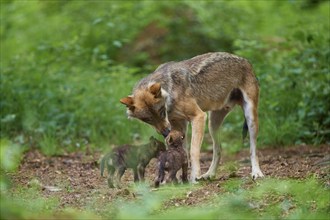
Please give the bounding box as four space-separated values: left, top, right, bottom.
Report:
155 130 188 187
100 136 166 188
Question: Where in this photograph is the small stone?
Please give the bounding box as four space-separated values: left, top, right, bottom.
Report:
43 186 62 192
186 191 192 198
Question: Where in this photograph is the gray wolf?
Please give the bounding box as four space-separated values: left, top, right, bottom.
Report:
120 52 264 182
154 130 188 187
100 136 166 188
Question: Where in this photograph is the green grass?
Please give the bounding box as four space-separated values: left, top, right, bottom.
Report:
1 143 328 220
1 185 60 219
2 157 329 220
147 178 329 220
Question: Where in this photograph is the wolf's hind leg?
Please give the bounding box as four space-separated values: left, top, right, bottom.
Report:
241 86 264 180
198 109 230 180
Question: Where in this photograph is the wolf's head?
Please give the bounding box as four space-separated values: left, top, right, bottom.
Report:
120 82 171 137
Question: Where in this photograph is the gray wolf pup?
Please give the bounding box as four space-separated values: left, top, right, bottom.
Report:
100 136 166 188
120 52 264 182
154 130 188 187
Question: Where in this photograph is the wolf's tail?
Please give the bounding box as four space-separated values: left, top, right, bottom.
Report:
155 156 166 188
242 118 248 141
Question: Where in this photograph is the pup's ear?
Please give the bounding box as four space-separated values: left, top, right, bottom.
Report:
149 83 161 98
120 96 135 111
168 136 173 144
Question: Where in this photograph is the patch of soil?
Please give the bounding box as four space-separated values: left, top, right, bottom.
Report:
229 145 329 180
9 145 330 211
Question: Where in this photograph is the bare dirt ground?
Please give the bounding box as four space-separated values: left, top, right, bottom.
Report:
10 145 330 211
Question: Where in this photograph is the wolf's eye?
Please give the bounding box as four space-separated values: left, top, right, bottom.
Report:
159 106 166 118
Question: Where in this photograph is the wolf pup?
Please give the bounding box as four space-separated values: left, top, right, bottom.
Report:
100 136 166 188
155 130 188 187
120 52 264 182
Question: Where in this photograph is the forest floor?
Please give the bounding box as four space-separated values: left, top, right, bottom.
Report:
8 144 330 218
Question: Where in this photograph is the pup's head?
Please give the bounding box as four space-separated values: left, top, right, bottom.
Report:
120 82 171 137
166 130 185 148
149 136 166 153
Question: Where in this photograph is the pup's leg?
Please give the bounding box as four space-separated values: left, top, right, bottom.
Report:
133 168 139 182
113 166 126 188
241 88 264 180
107 177 114 188
107 166 116 188
167 169 178 184
155 154 166 187
199 109 230 180
137 163 145 181
190 110 207 182
182 161 189 183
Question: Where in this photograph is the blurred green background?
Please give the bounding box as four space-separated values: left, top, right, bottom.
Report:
1 0 329 219
1 0 329 155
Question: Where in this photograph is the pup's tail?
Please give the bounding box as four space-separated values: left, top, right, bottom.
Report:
242 118 248 141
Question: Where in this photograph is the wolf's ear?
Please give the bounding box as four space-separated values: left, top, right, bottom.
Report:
149 83 161 98
120 96 135 111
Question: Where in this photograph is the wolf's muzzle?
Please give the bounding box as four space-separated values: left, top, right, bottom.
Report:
161 128 171 138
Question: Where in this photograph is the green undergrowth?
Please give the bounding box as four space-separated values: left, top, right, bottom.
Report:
1 136 329 220
138 178 329 220
3 177 329 220
1 1 329 157
1 143 328 220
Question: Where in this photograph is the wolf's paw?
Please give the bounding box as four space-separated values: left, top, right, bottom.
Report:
196 173 215 182
189 178 199 184
251 169 264 180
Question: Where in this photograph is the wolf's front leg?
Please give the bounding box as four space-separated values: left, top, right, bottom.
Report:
190 111 207 183
198 109 230 180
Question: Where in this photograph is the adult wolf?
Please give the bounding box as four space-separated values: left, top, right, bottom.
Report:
120 52 264 182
